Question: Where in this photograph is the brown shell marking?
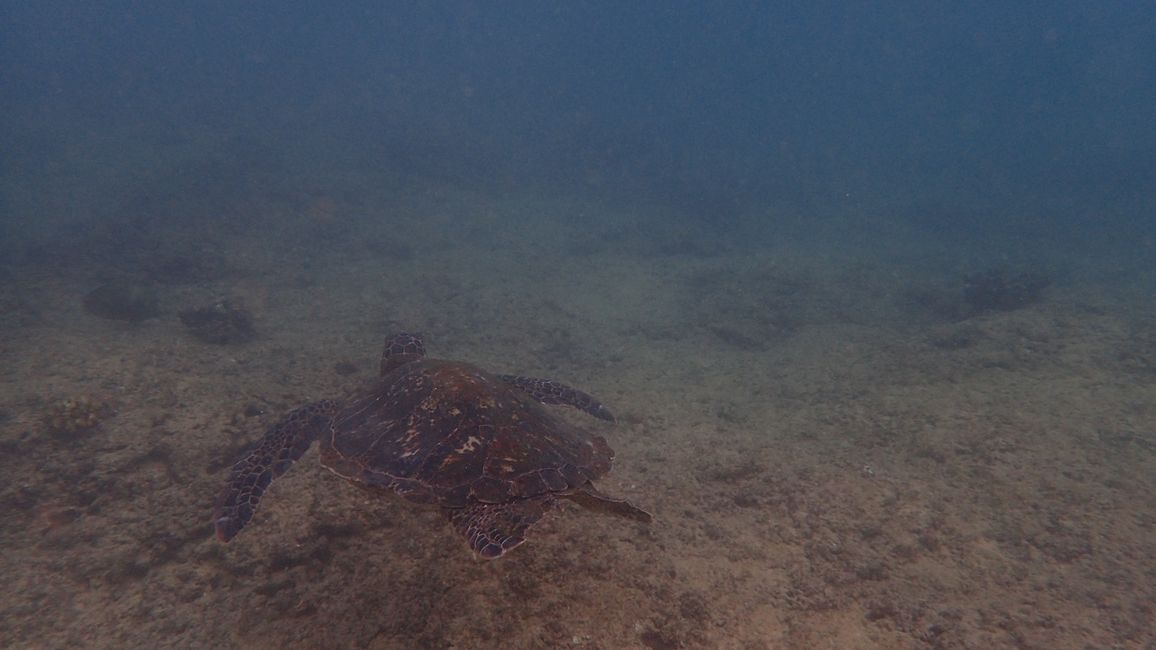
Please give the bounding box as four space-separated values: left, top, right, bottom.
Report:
320 359 612 509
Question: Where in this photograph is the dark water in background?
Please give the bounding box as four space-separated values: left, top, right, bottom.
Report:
1 2 1153 270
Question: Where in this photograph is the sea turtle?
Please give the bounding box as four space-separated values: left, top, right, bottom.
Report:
213 332 650 558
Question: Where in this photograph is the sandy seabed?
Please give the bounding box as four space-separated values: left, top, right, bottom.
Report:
0 186 1153 650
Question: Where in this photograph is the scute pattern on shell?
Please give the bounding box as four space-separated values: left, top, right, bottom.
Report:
320 359 613 508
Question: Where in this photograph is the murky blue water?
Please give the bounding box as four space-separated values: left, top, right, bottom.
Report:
1 4 1153 648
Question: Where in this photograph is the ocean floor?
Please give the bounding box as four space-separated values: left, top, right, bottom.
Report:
0 183 1153 649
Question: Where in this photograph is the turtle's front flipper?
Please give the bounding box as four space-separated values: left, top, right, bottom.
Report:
443 497 554 559
213 400 338 542
498 375 615 422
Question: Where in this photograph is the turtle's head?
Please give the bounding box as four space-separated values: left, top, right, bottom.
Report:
381 332 426 375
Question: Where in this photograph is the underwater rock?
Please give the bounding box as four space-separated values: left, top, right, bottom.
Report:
83 281 160 322
178 299 256 344
906 269 1054 322
962 269 1052 313
42 395 115 437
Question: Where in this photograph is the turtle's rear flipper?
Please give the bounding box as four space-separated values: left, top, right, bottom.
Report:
498 375 615 422
213 400 337 542
567 484 652 523
444 497 554 559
